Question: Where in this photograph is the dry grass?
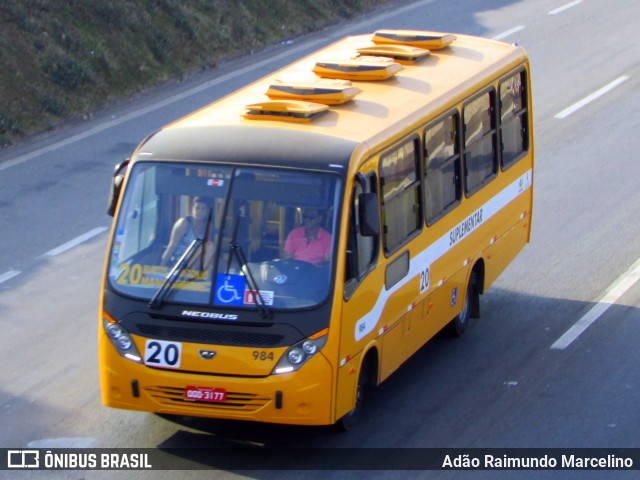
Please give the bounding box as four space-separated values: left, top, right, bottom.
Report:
0 0 392 148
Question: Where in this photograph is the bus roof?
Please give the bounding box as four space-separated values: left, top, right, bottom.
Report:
138 31 527 171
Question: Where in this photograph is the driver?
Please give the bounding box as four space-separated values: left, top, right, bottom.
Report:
283 207 331 265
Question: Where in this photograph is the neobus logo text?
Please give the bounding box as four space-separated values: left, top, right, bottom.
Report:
181 310 238 320
449 208 484 247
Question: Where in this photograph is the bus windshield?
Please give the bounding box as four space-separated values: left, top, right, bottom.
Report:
108 162 341 311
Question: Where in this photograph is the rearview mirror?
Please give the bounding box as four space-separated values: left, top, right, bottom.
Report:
107 159 129 217
358 192 379 237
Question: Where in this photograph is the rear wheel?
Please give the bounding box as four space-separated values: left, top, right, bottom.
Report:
447 272 477 337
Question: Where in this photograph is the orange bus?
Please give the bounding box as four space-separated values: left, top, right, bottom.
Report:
100 29 533 429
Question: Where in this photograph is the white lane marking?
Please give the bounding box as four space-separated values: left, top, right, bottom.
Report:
492 26 526 41
1 228 109 283
0 47 326 174
28 437 98 448
549 0 583 15
555 76 630 119
551 256 640 350
0 270 21 284
43 227 109 257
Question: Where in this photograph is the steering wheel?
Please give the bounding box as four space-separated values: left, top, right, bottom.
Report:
262 259 318 285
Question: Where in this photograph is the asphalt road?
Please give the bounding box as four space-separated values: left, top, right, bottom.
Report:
1 0 640 478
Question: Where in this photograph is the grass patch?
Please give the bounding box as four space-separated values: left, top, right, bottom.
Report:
0 0 393 148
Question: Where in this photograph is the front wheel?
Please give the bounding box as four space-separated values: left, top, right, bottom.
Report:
336 360 371 431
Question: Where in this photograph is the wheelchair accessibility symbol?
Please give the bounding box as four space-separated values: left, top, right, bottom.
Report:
214 274 246 306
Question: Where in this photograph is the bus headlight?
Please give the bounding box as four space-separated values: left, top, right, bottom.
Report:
273 333 327 375
103 318 142 363
302 340 318 355
287 348 304 365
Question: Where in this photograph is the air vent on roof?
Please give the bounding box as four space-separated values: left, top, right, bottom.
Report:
372 30 456 50
266 79 361 105
356 44 431 64
313 57 402 81
243 100 329 123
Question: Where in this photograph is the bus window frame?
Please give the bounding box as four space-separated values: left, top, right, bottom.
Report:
344 170 380 300
378 135 423 257
422 109 463 227
498 68 530 171
462 86 499 197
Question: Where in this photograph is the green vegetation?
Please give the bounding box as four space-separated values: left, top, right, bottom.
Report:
0 0 391 148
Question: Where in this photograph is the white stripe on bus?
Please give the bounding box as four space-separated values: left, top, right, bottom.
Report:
355 169 532 341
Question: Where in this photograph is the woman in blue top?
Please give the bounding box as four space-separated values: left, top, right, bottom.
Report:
161 197 212 268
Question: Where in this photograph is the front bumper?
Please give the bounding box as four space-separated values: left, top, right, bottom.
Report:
99 332 334 426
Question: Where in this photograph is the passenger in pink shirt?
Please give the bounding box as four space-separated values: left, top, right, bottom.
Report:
283 208 332 265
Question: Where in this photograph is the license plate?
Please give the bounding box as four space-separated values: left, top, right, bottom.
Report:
184 386 227 403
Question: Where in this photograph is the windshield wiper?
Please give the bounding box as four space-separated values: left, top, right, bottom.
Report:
226 215 272 319
148 238 203 309
197 206 213 271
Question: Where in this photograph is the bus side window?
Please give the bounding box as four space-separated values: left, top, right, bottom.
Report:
380 139 422 253
463 90 498 194
424 113 462 224
345 174 379 298
500 70 529 168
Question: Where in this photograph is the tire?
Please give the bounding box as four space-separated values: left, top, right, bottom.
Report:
447 272 476 337
336 359 370 432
